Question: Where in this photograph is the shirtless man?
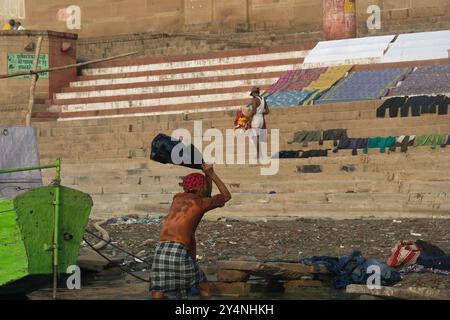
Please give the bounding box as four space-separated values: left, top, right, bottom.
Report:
150 163 232 299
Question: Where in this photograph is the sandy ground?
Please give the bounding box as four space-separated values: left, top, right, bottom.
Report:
85 218 450 291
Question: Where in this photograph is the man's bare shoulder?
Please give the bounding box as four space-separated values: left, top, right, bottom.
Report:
172 192 203 203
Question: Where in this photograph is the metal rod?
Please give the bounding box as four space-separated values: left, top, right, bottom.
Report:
0 163 58 174
52 158 61 300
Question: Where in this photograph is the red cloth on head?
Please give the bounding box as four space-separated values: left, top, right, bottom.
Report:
182 173 207 192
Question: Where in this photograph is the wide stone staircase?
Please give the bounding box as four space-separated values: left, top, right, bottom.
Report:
44 45 311 120
34 98 450 220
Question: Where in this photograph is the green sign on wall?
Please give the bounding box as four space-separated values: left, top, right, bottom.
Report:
7 53 49 78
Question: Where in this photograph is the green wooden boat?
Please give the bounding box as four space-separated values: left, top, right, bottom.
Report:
0 160 93 296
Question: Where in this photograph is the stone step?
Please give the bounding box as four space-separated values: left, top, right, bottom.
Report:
35 100 384 129
39 148 450 167
54 177 450 194
52 81 277 105
81 49 309 76
82 43 313 69
36 103 449 136
83 192 449 219
36 112 450 142
72 61 304 89
62 70 287 93
50 170 450 188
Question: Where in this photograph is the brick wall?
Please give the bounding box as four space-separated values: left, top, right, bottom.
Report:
0 31 77 110
356 0 450 36
15 0 322 38
77 30 322 61
1 0 448 40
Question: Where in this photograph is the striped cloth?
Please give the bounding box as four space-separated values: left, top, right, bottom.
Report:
387 241 421 267
150 242 207 295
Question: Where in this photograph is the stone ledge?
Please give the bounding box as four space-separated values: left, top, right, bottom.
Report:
346 284 450 300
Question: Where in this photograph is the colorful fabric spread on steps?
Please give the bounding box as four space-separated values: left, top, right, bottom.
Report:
265 90 317 107
266 68 326 93
392 64 450 96
363 136 396 154
413 134 447 148
302 65 352 105
300 251 401 290
315 67 413 104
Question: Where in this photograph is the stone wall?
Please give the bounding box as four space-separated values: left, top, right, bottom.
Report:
77 30 321 61
0 30 77 126
356 0 450 36
1 0 448 40
15 0 322 38
0 30 77 105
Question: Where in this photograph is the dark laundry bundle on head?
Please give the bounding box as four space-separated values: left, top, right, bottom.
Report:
150 133 204 170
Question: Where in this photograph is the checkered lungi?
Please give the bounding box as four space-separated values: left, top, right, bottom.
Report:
150 241 207 293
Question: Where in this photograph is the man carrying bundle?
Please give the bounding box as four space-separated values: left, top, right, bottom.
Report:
150 163 232 299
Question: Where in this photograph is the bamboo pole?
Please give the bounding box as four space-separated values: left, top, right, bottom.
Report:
0 51 139 79
25 36 43 127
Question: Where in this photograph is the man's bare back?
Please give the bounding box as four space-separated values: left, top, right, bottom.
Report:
160 192 225 257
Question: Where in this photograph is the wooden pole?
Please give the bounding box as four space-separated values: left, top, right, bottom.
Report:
25 36 43 127
0 51 139 79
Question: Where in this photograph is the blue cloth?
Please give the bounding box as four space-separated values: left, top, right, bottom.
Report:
266 90 316 107
315 68 412 104
300 251 401 289
417 253 450 271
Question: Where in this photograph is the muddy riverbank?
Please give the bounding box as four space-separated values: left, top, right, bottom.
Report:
84 218 450 291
